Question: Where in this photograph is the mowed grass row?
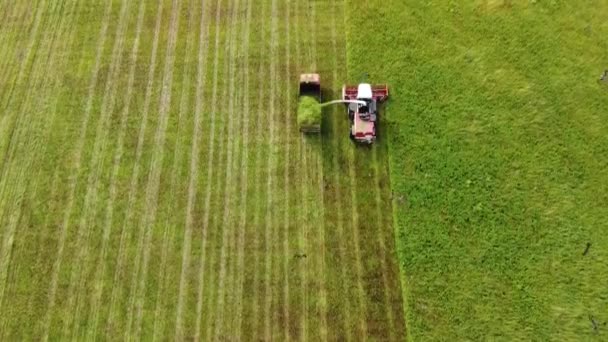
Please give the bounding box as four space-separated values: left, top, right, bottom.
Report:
347 0 608 340
315 0 406 340
0 0 405 340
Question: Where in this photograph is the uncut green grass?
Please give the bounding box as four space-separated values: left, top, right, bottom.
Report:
346 0 608 340
0 0 405 340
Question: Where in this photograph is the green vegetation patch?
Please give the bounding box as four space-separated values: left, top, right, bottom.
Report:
346 0 608 340
297 96 322 131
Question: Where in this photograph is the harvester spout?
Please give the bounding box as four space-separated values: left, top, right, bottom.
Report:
319 99 367 107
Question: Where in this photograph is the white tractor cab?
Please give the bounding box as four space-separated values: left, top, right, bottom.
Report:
343 83 389 144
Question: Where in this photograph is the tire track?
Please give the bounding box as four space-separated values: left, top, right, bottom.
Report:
190 0 224 338
125 0 182 339
232 0 253 337
150 0 198 339
212 0 243 336
84 1 147 339
61 0 135 337
41 0 114 339
262 0 280 338
173 0 212 338
104 0 165 332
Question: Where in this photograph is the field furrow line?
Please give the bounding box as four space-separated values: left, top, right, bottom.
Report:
0 0 58 222
0 0 40 102
0 0 49 166
3 0 94 335
41 0 115 339
0 0 50 225
282 0 292 339
0 0 39 65
84 1 146 339
0 3 77 335
4 0 81 321
0 1 16 42
232 0 253 337
173 0 212 339
371 147 397 340
247 0 269 338
212 0 243 336
125 0 182 339
0 0 73 313
61 0 135 337
105 0 165 331
262 0 280 339
0 1 13 31
150 0 197 340
0 0 34 92
191 0 224 339
0 2 59 279
202 0 239 338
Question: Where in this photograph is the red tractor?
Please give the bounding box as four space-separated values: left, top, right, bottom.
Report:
342 83 389 144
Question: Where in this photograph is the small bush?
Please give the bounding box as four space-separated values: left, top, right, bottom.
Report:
297 96 322 129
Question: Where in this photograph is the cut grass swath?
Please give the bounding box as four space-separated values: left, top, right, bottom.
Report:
105 0 165 331
42 0 114 338
192 0 225 338
174 0 212 338
150 0 197 339
64 0 135 337
85 1 147 339
125 0 182 339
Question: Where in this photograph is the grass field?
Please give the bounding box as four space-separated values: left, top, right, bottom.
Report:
347 0 608 340
0 0 405 340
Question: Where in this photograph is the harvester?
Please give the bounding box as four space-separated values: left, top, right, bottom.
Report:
297 73 389 144
342 83 389 144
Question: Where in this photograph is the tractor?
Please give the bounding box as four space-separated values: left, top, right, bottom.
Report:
342 83 389 144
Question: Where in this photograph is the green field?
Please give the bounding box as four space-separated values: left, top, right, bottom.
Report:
2 0 607 340
0 0 405 340
347 0 608 340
